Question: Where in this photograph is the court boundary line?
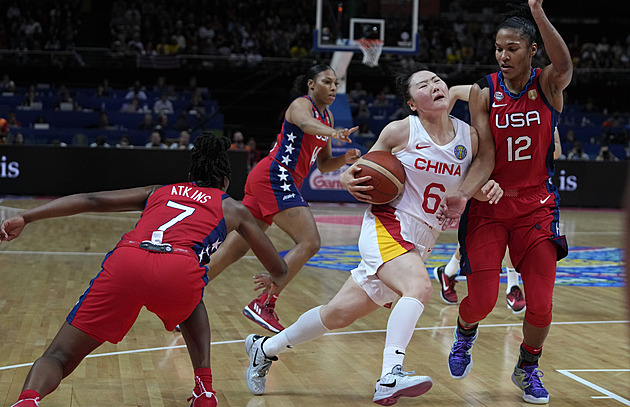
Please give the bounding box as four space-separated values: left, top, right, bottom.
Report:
1 320 627 372
556 369 630 406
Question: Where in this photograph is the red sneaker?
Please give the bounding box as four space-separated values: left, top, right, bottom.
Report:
243 296 285 333
11 399 39 407
187 390 217 407
506 285 526 314
433 265 458 304
11 391 40 407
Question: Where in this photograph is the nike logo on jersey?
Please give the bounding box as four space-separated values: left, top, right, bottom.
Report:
507 298 516 307
395 350 406 355
540 195 551 204
492 102 507 108
416 144 431 150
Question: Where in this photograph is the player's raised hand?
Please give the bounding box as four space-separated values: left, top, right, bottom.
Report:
331 126 359 143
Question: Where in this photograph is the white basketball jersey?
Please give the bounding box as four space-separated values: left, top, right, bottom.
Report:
391 115 473 230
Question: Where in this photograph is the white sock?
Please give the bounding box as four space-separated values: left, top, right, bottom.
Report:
262 306 329 357
444 251 460 278
381 297 424 377
506 267 519 293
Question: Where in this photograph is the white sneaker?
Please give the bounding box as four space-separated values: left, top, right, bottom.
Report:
245 334 277 395
373 365 433 405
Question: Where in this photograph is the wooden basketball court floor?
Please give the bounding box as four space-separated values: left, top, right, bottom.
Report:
0 198 628 407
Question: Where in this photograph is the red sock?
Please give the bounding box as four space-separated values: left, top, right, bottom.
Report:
193 368 214 394
522 342 542 355
17 389 41 404
268 294 279 305
519 343 542 367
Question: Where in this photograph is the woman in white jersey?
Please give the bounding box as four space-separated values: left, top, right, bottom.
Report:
241 69 501 406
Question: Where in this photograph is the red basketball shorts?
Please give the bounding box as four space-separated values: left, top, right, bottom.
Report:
242 156 308 225
66 246 208 343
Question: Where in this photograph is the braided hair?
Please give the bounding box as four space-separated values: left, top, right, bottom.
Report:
498 3 539 46
189 131 231 189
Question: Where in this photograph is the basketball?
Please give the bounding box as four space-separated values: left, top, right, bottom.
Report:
354 151 406 205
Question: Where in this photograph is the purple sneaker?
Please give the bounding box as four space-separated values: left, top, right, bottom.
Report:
511 364 549 404
447 328 478 379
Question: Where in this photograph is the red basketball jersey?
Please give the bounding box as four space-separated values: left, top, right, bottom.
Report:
268 95 331 182
120 182 228 264
486 68 559 190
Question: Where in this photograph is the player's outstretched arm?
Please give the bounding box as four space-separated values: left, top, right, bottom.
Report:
0 186 158 244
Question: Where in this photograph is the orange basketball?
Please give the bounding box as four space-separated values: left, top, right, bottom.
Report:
354 151 406 205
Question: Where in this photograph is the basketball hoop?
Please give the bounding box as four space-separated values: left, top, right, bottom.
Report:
356 38 384 68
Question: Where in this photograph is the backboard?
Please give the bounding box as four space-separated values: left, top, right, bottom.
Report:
314 0 419 55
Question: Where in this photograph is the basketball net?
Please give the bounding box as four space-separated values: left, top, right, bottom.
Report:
356 38 384 68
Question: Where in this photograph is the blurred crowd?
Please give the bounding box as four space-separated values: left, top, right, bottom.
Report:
0 1 628 70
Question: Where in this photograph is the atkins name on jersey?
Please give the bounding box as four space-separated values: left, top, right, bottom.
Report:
170 185 212 203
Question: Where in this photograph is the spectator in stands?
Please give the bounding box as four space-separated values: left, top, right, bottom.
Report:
116 134 134 149
170 130 194 150
595 144 619 161
95 83 109 98
354 100 371 123
157 35 180 54
156 113 169 132
153 93 174 114
356 122 376 141
100 79 112 96
372 90 390 108
55 91 80 111
21 85 41 108
11 132 25 145
389 102 411 121
246 137 261 170
2 80 17 94
564 129 575 143
138 113 155 130
145 130 168 149
124 80 147 101
126 32 144 54
6 111 21 128
567 140 590 160
51 139 68 147
90 135 111 148
348 81 368 103
230 131 247 150
89 112 117 130
173 113 191 132
0 117 9 143
0 74 13 91
153 76 169 94
186 90 206 116
35 115 48 125
121 96 141 113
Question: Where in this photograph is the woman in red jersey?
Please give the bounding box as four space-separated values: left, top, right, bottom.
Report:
1 133 288 407
206 64 360 333
443 1 573 404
